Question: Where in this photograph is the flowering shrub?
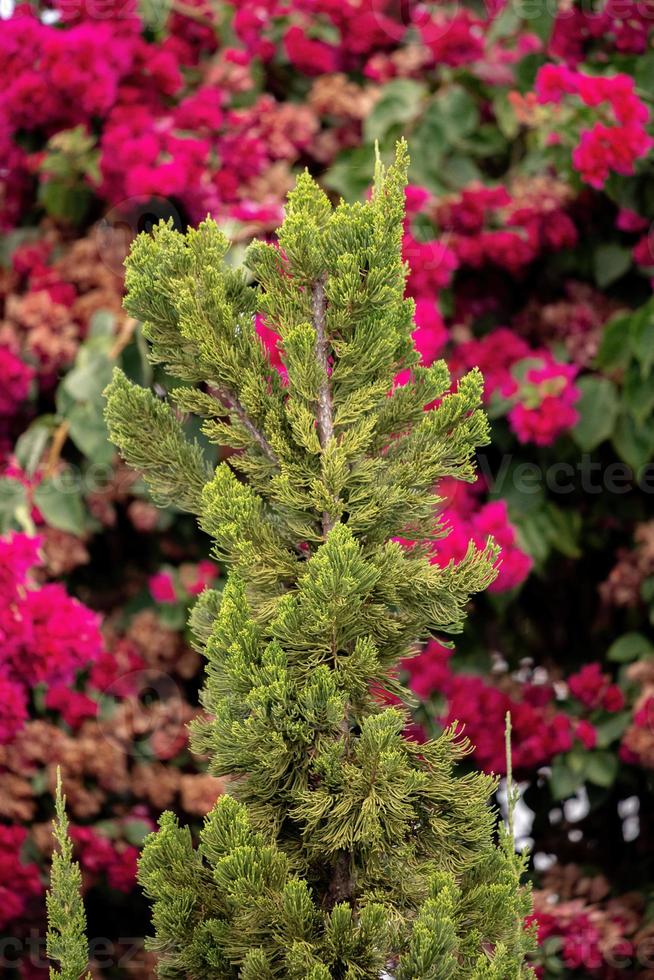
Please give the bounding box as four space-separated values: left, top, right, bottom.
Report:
1 0 654 976
533 65 653 189
0 826 42 932
427 481 533 592
0 533 102 743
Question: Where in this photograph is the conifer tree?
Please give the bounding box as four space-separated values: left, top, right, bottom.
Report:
47 772 92 980
49 142 535 977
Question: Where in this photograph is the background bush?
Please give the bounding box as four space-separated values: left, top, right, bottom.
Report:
1 1 654 976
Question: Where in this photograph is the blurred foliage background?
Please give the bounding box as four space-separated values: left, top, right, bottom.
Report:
2 0 654 975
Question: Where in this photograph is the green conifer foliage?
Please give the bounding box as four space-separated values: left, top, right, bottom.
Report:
99 142 535 977
47 773 92 980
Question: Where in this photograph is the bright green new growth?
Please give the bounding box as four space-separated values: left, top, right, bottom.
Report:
47 772 91 980
101 142 534 977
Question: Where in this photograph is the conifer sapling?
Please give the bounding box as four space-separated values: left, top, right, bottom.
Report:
48 142 535 977
47 771 92 980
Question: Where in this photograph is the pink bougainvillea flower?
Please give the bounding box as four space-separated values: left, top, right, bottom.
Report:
148 570 177 604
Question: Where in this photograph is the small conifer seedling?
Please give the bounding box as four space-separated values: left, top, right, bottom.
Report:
49 143 535 978
47 772 92 980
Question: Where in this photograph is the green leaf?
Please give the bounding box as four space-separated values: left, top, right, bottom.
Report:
528 2 555 42
437 86 480 142
567 748 588 775
629 301 654 376
572 376 620 451
607 631 654 663
410 88 481 191
0 228 42 266
487 458 545 516
89 310 117 339
0 477 28 533
322 146 379 200
14 418 57 477
31 768 49 796
612 412 654 473
410 110 449 189
158 604 186 630
123 819 153 847
514 516 549 565
438 153 482 190
594 243 632 288
33 478 86 536
595 712 631 749
623 363 654 424
492 94 519 140
541 937 563 957
514 53 547 89
62 348 113 403
597 299 654 376
585 750 618 788
514 501 581 565
363 80 426 144
138 0 172 30
487 2 520 40
597 313 632 371
550 756 584 800
38 181 92 226
68 402 114 465
543 503 581 558
635 50 654 99
641 576 654 604
462 124 508 159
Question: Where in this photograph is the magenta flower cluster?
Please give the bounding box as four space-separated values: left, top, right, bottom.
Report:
0 534 103 744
